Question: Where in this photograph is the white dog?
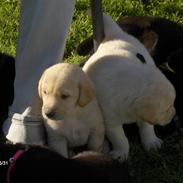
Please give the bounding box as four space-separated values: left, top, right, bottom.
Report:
38 63 105 158
83 13 176 161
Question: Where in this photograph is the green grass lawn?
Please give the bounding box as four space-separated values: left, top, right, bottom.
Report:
0 0 183 182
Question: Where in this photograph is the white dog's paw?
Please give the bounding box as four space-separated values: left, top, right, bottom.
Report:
110 149 129 162
143 136 163 151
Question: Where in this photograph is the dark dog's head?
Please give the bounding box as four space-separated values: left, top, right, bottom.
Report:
0 143 135 183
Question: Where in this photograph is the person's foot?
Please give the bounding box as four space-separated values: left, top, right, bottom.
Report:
3 113 45 145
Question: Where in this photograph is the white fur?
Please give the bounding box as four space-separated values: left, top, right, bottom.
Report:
39 63 105 158
83 13 176 161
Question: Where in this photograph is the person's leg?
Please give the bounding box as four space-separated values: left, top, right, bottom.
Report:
3 0 76 144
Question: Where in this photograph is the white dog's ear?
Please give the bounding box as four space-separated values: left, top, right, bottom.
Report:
38 71 45 99
78 75 96 107
141 30 158 55
135 100 159 125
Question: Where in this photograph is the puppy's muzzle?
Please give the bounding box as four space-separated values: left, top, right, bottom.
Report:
43 107 56 119
43 106 64 120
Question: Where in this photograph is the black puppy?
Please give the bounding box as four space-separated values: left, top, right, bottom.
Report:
0 53 15 137
77 16 183 136
0 143 135 183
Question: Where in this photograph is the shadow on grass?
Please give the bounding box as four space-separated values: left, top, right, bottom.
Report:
129 135 183 183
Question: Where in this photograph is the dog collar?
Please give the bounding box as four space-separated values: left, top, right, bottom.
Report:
7 150 25 183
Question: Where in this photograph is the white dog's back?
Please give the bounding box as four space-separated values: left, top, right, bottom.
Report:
84 56 175 123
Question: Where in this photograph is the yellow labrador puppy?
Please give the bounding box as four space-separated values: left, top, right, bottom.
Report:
38 63 105 158
83 14 176 161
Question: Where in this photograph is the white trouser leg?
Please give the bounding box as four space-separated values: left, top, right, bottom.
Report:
3 0 76 144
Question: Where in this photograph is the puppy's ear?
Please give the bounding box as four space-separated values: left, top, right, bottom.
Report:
134 98 160 125
140 30 158 55
77 75 96 107
38 71 45 99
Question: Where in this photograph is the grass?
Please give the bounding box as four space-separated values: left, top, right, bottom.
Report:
0 0 19 56
0 0 183 182
129 135 183 183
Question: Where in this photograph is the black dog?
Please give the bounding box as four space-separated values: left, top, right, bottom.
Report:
0 143 135 183
77 16 183 136
0 53 15 137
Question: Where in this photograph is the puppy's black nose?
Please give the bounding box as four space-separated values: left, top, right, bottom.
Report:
45 110 55 119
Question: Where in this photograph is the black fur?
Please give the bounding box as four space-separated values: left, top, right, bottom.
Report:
0 53 15 137
136 53 146 64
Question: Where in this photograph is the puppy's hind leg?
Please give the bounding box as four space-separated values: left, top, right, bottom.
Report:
137 122 162 150
106 124 129 162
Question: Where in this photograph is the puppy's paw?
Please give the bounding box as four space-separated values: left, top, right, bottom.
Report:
110 149 129 162
143 136 162 151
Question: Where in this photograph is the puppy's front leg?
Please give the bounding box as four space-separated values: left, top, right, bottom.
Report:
47 134 68 158
137 122 162 150
87 127 105 152
106 125 129 162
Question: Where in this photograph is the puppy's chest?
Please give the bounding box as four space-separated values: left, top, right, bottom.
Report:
64 126 91 147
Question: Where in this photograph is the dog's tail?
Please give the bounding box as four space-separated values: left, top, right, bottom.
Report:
87 9 126 40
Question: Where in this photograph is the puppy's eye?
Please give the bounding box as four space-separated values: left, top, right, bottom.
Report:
43 90 47 95
61 94 70 99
